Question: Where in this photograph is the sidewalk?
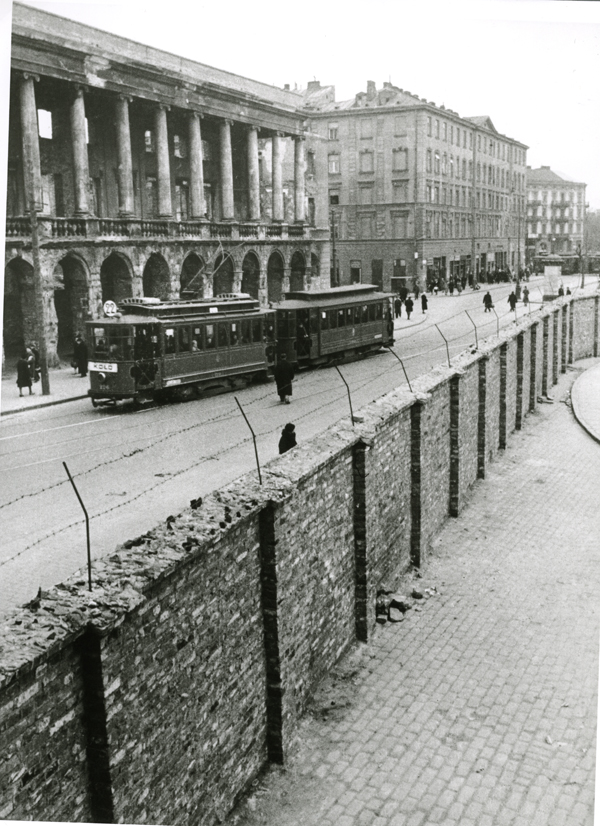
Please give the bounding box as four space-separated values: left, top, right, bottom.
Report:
225 362 598 826
571 361 600 443
0 361 89 416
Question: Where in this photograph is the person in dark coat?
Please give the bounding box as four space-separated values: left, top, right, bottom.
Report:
404 296 414 320
16 353 33 396
421 293 428 314
394 297 402 319
558 285 565 297
73 334 88 377
522 286 530 305
273 353 294 403
278 422 297 454
508 291 517 311
483 291 493 312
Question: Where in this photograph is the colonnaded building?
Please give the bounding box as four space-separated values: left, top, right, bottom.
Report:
302 80 528 291
3 3 329 365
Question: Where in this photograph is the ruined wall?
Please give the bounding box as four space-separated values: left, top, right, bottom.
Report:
1 293 597 826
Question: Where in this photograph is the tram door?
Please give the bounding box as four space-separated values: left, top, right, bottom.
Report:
296 308 312 361
276 310 297 363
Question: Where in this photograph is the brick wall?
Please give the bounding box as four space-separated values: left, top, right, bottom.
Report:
0 293 596 826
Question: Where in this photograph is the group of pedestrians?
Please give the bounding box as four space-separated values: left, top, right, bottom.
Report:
394 292 428 321
482 284 531 314
15 333 89 396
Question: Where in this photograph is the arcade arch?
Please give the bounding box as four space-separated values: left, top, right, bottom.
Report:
213 254 234 296
3 257 35 359
52 254 89 356
180 253 206 299
101 253 133 304
142 253 171 300
241 252 260 299
267 251 285 303
290 250 306 292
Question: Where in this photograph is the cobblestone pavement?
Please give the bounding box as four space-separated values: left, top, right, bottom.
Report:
225 363 599 826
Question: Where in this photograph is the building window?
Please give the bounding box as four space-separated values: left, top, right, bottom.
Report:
462 159 467 180
442 154 447 175
435 119 440 138
41 173 56 213
37 109 53 140
427 116 432 137
145 176 157 217
360 119 373 138
426 149 432 173
359 185 373 205
456 127 460 146
201 139 212 162
175 180 189 221
392 181 408 202
307 151 316 175
392 212 408 238
359 151 374 173
434 186 440 204
173 134 187 158
145 129 155 153
443 122 447 141
359 213 374 239
329 191 340 205
392 148 408 172
394 116 407 136
328 154 341 174
434 151 440 174
328 123 339 140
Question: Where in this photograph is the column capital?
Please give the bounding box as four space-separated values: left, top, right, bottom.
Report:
190 110 204 120
157 103 171 112
118 93 133 104
21 72 40 83
294 134 306 142
221 118 234 127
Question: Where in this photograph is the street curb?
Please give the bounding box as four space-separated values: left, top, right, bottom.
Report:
570 369 600 445
1 394 88 417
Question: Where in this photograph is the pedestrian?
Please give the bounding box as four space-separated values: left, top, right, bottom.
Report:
522 286 530 305
25 347 36 382
508 291 517 311
449 280 455 296
566 287 572 296
73 334 88 377
515 283 521 300
28 342 41 382
273 353 295 404
404 296 414 320
16 352 33 396
558 285 565 297
433 281 439 296
278 422 297 454
483 291 493 312
394 296 402 319
421 293 428 314
414 285 420 301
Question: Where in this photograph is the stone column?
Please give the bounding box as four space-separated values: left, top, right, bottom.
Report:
219 119 235 220
155 105 172 217
233 269 243 293
247 126 260 221
294 136 306 223
19 74 43 211
272 133 284 222
70 87 90 215
115 95 134 216
189 112 205 219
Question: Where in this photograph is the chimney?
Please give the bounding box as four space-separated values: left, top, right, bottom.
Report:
366 80 377 99
283 83 290 91
307 80 321 93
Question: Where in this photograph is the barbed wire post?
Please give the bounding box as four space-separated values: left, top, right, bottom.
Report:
234 396 262 484
491 307 500 337
464 310 479 349
335 365 355 425
63 462 92 591
386 347 413 392
434 324 451 368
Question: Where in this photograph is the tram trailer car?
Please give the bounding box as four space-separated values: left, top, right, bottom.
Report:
86 295 276 406
275 284 395 366
86 285 394 407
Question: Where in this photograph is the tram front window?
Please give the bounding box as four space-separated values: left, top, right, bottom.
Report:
134 325 160 359
92 326 133 361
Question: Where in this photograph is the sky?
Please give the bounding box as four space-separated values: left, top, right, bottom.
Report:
1 0 600 210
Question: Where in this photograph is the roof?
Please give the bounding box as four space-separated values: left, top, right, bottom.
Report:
526 166 585 186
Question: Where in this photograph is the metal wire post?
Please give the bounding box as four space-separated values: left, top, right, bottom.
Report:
63 462 92 591
434 324 451 368
386 347 413 392
234 396 262 484
491 307 500 336
335 365 355 425
464 310 478 349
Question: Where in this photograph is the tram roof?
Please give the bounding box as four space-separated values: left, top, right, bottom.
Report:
118 295 262 317
277 286 394 310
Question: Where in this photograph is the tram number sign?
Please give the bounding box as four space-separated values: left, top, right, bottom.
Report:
90 362 118 373
103 300 119 317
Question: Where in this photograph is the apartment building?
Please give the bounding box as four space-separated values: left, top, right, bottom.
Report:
525 166 586 263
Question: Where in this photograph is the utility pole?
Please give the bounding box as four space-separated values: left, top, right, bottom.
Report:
30 205 50 395
330 208 337 287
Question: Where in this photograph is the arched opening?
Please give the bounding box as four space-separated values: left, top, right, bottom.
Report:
3 258 35 360
267 251 285 303
142 253 171 300
290 250 306 292
101 253 133 304
180 253 205 299
241 252 260 299
310 253 320 286
213 254 234 296
52 255 89 357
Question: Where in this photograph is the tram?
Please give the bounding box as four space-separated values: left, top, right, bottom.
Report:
86 284 394 407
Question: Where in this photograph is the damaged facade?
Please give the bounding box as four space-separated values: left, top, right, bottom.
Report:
3 3 329 364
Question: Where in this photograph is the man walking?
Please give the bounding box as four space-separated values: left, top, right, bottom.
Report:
483 291 493 312
404 296 414 320
273 353 295 404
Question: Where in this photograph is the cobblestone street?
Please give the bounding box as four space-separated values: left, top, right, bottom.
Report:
226 363 599 826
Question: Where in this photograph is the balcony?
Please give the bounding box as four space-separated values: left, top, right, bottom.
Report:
5 216 308 244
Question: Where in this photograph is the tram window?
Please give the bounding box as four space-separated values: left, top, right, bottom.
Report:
346 308 353 325
192 326 203 351
165 329 176 354
277 311 290 339
361 305 369 323
93 327 109 357
369 304 376 321
178 326 191 352
205 325 216 349
337 308 346 327
328 309 338 329
230 322 239 346
376 303 383 320
217 323 228 348
253 319 264 343
134 325 157 359
321 311 329 331
354 306 361 325
241 320 252 345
